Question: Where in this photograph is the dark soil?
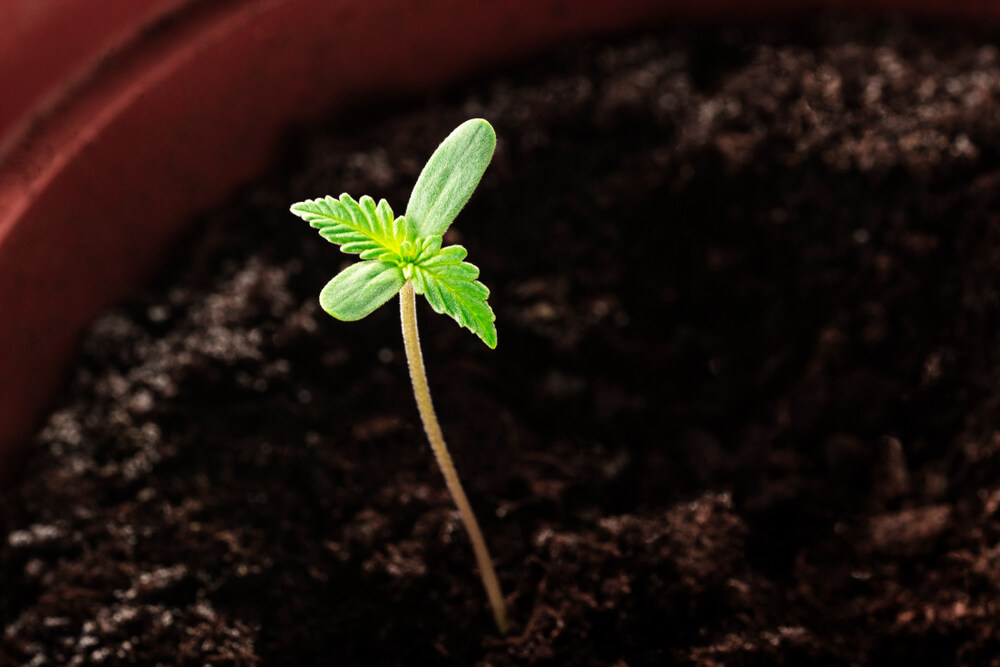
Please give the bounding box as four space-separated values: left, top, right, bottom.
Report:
6 13 1000 666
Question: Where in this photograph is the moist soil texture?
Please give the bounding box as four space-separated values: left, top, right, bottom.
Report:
6 14 1000 666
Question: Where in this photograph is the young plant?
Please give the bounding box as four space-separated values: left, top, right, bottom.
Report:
290 119 508 633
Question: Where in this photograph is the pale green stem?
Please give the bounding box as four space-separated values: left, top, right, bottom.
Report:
398 280 509 635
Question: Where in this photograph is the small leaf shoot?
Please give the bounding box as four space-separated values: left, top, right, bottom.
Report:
290 118 508 633
291 121 497 348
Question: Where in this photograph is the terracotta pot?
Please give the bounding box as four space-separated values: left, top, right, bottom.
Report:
0 0 994 487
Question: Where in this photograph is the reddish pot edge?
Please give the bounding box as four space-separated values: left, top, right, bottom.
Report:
1 0 998 490
0 0 193 160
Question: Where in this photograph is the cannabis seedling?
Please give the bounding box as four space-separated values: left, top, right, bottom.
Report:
290 119 508 633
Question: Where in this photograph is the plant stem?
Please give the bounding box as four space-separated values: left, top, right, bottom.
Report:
398 280 509 635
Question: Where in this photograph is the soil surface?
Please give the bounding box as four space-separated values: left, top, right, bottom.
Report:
6 13 1000 666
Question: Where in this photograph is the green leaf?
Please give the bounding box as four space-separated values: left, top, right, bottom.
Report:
290 194 411 261
411 245 497 348
319 260 405 321
405 118 496 239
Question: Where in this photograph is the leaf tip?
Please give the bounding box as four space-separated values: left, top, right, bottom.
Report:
477 320 498 349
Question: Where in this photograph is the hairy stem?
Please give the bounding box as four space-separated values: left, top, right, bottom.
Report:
398 280 509 634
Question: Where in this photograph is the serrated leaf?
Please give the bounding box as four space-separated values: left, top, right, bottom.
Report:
406 118 496 239
411 245 496 348
290 194 411 260
319 260 405 321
